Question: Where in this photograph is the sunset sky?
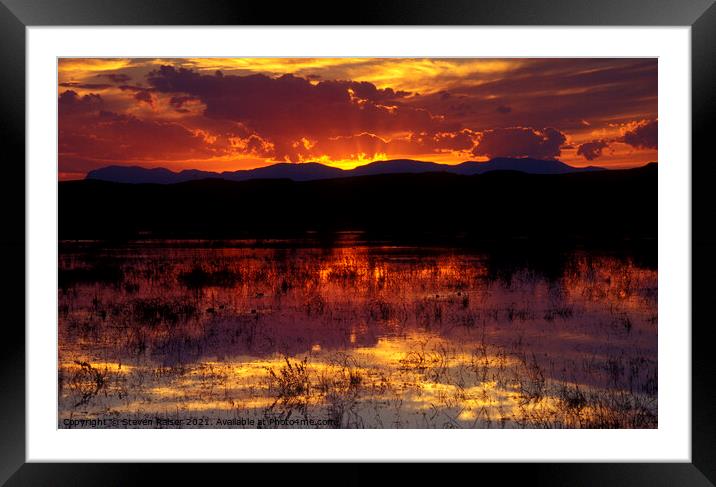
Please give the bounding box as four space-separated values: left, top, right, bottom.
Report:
58 58 658 180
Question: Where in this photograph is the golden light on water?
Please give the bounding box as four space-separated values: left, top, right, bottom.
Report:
59 244 657 428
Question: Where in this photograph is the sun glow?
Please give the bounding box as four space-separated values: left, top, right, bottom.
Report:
58 57 658 179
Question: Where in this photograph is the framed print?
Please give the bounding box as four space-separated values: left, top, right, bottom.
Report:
1 0 715 484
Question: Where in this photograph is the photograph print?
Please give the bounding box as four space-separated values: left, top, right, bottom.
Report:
58 57 657 429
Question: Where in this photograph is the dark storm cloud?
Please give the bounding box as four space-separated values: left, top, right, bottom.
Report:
620 119 658 149
472 127 566 160
577 139 610 161
496 105 512 114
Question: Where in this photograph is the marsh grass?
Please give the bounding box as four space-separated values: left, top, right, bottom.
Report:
59 263 123 289
58 244 657 429
68 360 108 407
130 298 199 326
177 265 243 289
266 357 312 414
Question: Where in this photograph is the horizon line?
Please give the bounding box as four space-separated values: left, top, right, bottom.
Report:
76 157 660 179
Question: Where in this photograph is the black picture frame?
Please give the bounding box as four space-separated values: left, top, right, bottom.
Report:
1 0 714 484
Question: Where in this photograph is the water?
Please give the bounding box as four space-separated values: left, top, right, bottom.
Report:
58 240 657 428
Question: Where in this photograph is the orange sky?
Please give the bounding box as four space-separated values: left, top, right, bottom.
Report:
58 58 658 180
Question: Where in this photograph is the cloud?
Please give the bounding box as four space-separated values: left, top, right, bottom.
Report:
308 133 388 160
620 119 657 149
284 129 478 162
60 110 219 162
57 58 659 176
339 79 411 101
118 84 152 93
98 73 132 84
145 66 446 159
169 95 199 111
571 118 657 162
577 139 610 161
574 118 657 161
59 82 112 90
472 127 566 160
228 134 275 158
58 90 103 115
134 90 156 108
414 58 658 133
429 130 476 152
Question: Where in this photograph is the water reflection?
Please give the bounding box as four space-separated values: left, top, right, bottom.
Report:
58 242 657 428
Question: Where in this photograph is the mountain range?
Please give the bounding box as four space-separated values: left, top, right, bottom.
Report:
85 158 606 184
61 163 657 242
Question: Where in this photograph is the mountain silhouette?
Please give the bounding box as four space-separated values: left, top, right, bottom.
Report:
349 159 447 176
452 158 603 175
62 163 656 243
85 158 605 184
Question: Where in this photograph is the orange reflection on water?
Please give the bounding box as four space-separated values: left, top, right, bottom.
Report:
59 244 657 428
